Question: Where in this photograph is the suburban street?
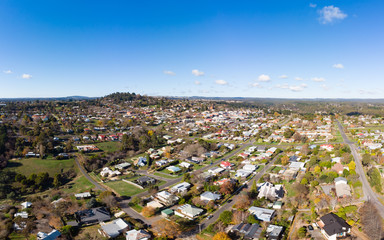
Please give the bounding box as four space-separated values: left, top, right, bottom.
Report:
199 151 282 230
75 158 106 191
337 120 384 218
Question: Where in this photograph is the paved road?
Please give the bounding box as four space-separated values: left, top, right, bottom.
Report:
75 158 106 191
337 120 384 219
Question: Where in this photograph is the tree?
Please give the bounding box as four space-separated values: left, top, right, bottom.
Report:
297 226 307 238
86 197 98 208
220 181 235 195
213 232 231 240
142 206 156 217
359 201 384 239
300 178 308 185
235 195 251 210
348 161 356 171
219 211 233 225
152 219 181 238
281 155 289 166
362 153 371 166
247 214 259 224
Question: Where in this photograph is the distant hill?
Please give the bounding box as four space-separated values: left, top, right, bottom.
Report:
0 96 92 102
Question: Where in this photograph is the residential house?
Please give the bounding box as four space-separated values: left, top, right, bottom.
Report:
14 211 28 218
334 177 351 198
179 162 192 168
318 213 351 240
243 164 257 171
161 209 174 218
100 167 121 177
171 182 191 194
230 223 262 240
320 144 334 152
235 169 253 178
74 207 111 226
146 201 163 209
137 157 147 167
36 230 61 240
100 218 130 238
75 192 91 199
21 201 32 209
175 204 204 219
126 229 151 240
137 176 156 186
257 182 284 201
115 162 131 170
155 160 168 167
248 207 275 222
200 191 221 202
155 191 179 206
332 163 345 175
266 225 284 240
282 168 299 181
208 167 225 175
167 166 181 173
220 161 233 169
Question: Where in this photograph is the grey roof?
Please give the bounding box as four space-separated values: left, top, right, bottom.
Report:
76 207 111 225
232 223 262 239
101 218 129 238
320 213 350 236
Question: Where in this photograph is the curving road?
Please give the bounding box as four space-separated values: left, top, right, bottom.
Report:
75 158 106 191
337 120 384 219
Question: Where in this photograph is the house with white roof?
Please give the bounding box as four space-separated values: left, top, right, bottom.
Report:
334 177 351 198
99 218 129 238
155 191 179 206
175 204 204 219
257 182 284 200
171 182 191 194
21 201 32 209
235 169 253 178
208 167 225 175
126 229 151 240
200 191 221 202
249 206 275 222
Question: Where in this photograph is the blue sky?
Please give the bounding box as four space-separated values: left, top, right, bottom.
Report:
0 0 383 98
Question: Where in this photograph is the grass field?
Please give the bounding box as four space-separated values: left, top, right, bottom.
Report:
95 141 122 153
104 180 145 197
63 175 95 194
7 157 75 176
153 172 180 179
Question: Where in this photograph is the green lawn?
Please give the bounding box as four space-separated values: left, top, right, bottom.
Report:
63 175 95 194
7 157 75 176
104 180 145 197
95 141 122 153
153 172 180 179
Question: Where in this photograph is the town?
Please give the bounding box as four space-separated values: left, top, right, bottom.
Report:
0 93 383 240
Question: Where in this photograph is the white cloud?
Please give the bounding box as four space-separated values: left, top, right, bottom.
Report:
318 6 347 24
309 3 317 8
279 75 288 79
321 84 330 90
276 83 308 92
194 80 201 85
163 70 176 76
295 77 304 81
258 74 271 82
3 70 12 74
22 74 32 79
311 77 325 82
251 82 261 87
215 79 228 85
192 69 204 76
332 63 344 69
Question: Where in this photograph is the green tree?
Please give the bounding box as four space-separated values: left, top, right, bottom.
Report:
219 211 233 225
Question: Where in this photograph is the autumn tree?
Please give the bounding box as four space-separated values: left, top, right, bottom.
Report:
219 211 233 225
152 219 181 238
213 232 231 240
220 181 235 195
281 155 289 166
235 194 251 210
142 206 156 217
